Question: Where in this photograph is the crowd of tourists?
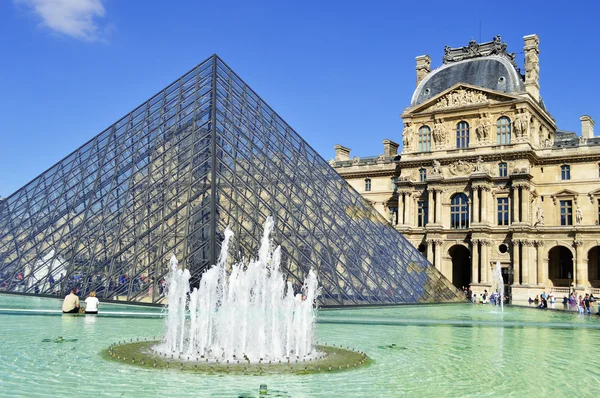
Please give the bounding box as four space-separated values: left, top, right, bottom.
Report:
528 291 599 314
461 286 600 315
461 286 508 306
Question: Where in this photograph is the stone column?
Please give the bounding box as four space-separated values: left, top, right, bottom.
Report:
481 240 490 283
574 239 586 288
471 239 480 284
536 241 544 285
522 240 531 285
426 239 433 263
513 240 521 285
414 195 419 226
403 192 411 226
521 186 530 225
472 186 480 223
399 192 405 224
427 189 434 225
434 239 443 271
435 189 443 224
481 187 489 223
511 186 519 223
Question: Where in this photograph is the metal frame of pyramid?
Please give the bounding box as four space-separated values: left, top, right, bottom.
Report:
0 55 463 305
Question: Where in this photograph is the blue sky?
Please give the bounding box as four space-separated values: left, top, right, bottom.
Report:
0 0 599 196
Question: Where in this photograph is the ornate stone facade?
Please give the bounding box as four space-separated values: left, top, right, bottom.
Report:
332 34 600 301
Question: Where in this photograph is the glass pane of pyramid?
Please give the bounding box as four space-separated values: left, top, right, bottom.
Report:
0 55 463 305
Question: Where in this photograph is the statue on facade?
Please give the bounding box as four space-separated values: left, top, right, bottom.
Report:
432 120 447 145
513 110 531 139
536 206 545 225
474 156 485 172
402 122 414 149
389 209 396 225
475 113 491 142
432 159 442 175
525 51 539 83
576 207 583 224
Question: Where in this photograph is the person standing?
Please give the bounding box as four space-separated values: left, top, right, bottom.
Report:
84 291 100 314
62 289 80 313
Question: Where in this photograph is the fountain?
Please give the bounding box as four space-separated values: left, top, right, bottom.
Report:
491 261 505 312
104 217 369 373
154 217 320 362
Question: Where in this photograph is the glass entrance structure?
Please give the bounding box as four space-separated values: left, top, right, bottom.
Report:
0 56 463 305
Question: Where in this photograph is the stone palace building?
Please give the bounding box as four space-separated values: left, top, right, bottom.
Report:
331 35 600 300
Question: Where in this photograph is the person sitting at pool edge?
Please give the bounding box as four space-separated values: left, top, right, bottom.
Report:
85 291 99 314
62 289 80 313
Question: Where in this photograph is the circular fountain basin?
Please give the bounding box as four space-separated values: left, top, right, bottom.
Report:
103 341 371 375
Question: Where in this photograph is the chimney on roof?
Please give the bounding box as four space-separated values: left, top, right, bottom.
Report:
581 115 595 139
382 139 399 157
415 55 431 87
334 144 351 161
523 34 540 101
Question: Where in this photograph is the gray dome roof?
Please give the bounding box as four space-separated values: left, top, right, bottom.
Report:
411 55 525 106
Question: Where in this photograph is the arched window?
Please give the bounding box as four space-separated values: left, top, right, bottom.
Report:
496 116 511 145
418 126 431 152
456 121 469 148
450 193 469 229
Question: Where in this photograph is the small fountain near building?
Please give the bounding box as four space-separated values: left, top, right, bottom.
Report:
104 217 370 374
491 261 505 312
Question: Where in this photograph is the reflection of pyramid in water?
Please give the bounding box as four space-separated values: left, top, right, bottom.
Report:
0 55 463 305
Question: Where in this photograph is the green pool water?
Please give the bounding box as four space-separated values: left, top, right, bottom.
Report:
1 294 600 397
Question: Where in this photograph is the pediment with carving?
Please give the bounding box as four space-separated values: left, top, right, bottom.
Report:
406 84 519 115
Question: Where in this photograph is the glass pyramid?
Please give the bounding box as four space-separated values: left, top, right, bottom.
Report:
0 55 463 305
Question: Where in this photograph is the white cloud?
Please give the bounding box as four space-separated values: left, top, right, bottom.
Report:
15 0 108 42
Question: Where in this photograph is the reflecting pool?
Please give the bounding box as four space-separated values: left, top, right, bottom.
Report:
2 294 600 397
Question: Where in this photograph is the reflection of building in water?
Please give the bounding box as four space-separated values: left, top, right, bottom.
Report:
0 56 463 305
332 35 600 300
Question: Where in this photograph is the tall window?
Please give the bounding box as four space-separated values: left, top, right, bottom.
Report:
450 193 469 229
419 168 427 182
456 121 470 148
598 199 600 224
418 126 431 152
560 200 573 226
418 200 428 227
390 177 398 191
498 162 508 177
497 197 509 225
496 116 511 145
561 165 571 180
365 179 371 192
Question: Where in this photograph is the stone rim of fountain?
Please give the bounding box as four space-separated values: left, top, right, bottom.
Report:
103 339 371 375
